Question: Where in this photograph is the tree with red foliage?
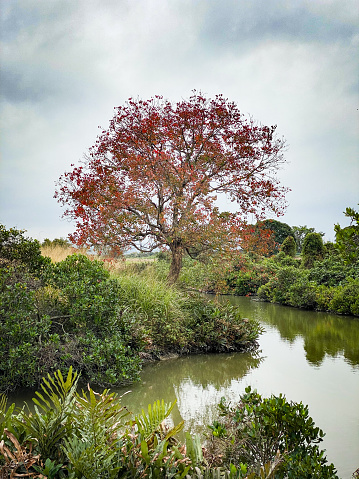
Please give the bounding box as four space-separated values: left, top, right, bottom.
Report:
56 93 288 283
239 224 276 257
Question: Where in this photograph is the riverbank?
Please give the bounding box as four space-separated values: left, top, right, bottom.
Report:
172 249 359 317
0 225 261 394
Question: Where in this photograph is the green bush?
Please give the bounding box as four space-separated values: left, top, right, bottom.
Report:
272 251 301 267
0 224 50 274
288 278 317 309
302 233 324 268
308 256 358 287
114 272 189 350
280 235 296 257
183 295 262 353
257 266 303 305
328 278 359 316
0 371 340 479
0 264 52 391
315 285 335 311
208 387 339 478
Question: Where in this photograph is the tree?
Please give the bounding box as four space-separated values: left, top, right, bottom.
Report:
292 225 324 253
280 235 296 257
302 232 324 268
334 205 359 264
56 93 287 283
239 223 276 257
0 224 49 273
257 219 294 254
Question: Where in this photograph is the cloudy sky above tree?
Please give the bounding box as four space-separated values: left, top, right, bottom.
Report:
1 0 358 242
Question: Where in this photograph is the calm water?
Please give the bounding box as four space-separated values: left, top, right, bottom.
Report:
114 297 359 479
9 297 359 478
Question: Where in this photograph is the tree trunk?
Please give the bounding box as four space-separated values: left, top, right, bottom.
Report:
168 243 183 284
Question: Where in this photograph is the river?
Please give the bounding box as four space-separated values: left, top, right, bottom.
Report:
115 296 359 479
8 297 359 477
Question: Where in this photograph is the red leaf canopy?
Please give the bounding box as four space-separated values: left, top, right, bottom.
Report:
56 92 287 278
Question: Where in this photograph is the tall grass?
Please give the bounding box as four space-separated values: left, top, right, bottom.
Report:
113 271 189 349
41 245 91 263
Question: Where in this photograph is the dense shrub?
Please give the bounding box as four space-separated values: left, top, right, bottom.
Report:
0 224 50 273
183 296 262 353
257 266 303 305
280 235 296 257
0 264 53 391
0 254 142 391
308 256 358 287
328 278 359 316
288 278 317 309
1 225 261 393
302 232 324 268
208 387 339 478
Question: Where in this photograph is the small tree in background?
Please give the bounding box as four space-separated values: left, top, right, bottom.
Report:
280 235 296 257
258 219 294 254
292 225 324 253
56 92 288 283
42 238 71 248
334 205 359 264
239 223 276 257
0 224 49 273
302 232 324 268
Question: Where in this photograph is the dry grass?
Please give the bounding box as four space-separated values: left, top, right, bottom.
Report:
41 245 156 274
41 245 93 263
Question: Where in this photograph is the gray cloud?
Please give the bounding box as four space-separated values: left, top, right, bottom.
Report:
198 0 358 47
0 0 358 241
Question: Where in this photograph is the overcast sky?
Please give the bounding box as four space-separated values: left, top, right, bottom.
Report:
1 0 358 243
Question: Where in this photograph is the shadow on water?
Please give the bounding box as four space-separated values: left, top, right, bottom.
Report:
223 296 359 368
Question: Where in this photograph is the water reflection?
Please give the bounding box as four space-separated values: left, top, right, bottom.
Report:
224 296 359 368
117 351 263 436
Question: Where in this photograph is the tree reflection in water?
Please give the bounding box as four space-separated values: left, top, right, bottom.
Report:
224 296 359 368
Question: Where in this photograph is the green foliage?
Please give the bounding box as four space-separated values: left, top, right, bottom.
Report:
0 224 50 273
42 237 71 248
257 267 303 305
63 385 129 478
328 278 359 316
288 277 317 309
334 205 359 264
1 224 260 393
0 395 15 439
272 251 300 267
0 264 53 391
259 219 294 253
302 233 324 268
134 399 179 440
114 272 188 350
33 458 63 478
280 236 296 257
308 256 358 287
292 225 324 253
208 387 338 479
183 295 262 353
0 253 143 392
0 370 341 479
18 368 79 461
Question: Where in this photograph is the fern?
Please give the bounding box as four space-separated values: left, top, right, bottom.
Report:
18 367 79 460
0 394 15 438
134 399 176 440
62 385 129 478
